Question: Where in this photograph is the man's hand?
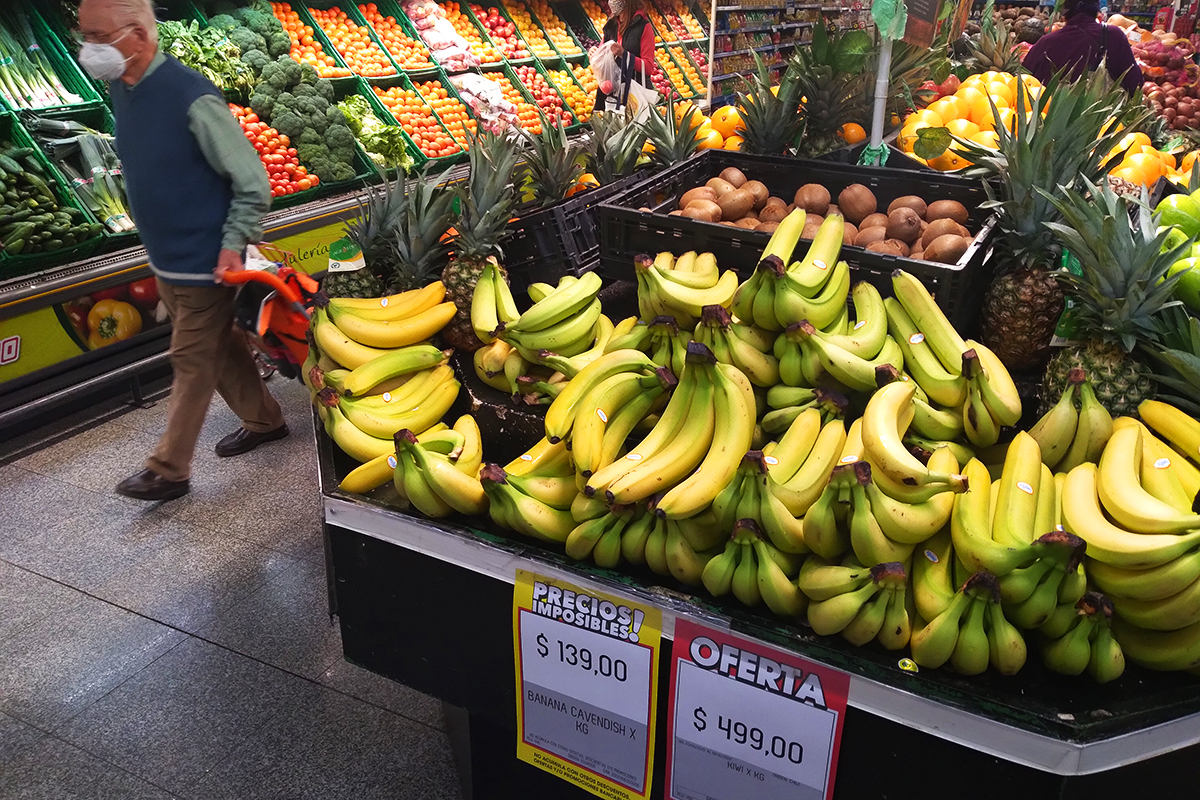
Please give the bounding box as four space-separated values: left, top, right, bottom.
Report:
214 248 244 284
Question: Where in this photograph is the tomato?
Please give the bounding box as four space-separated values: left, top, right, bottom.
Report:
287 147 298 157
91 285 128 302
128 277 159 307
273 186 286 197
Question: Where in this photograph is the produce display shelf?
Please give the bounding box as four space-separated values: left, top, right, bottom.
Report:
317 427 1200 798
305 0 408 79
714 42 798 58
0 4 106 116
715 21 811 34
715 4 787 9
358 0 443 72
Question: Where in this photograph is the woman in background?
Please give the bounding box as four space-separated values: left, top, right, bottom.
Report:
593 0 656 110
1023 0 1142 94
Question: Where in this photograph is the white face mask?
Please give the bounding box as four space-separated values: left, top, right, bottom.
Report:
78 29 133 81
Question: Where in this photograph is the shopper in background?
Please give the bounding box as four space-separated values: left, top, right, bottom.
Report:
593 0 656 110
77 0 288 502
1023 0 1142 95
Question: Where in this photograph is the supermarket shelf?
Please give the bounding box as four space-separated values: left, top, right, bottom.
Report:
715 3 786 8
715 41 800 57
323 491 1200 776
715 20 813 34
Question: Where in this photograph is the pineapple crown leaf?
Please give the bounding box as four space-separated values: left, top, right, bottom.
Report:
640 102 703 168
456 128 521 260
585 109 646 183
1147 309 1200 415
735 51 804 156
519 110 586 207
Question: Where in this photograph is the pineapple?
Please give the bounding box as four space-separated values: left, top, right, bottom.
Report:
736 52 803 157
1149 307 1200 416
584 110 647 185
322 266 383 299
963 0 1023 74
385 166 457 292
640 101 704 169
520 113 585 207
1038 180 1190 417
957 70 1150 373
326 177 402 298
441 129 522 352
789 26 872 158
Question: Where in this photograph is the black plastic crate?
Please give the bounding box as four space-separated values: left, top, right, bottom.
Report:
503 170 649 295
597 150 996 334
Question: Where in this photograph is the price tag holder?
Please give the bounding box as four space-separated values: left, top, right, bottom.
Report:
666 619 849 800
513 569 662 799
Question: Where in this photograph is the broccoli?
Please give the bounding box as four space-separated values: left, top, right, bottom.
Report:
299 62 320 85
313 79 335 103
272 110 307 139
208 13 238 31
249 83 280 118
240 48 270 76
265 30 291 58
227 26 266 55
326 123 357 164
297 128 324 147
234 8 281 38
260 57 302 92
326 106 347 128
297 142 340 182
291 83 330 112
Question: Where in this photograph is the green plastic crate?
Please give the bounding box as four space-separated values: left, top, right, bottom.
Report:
522 1 586 61
268 1 362 93
303 0 408 80
366 72 466 166
470 0 538 64
0 112 102 277
0 5 105 116
356 0 442 74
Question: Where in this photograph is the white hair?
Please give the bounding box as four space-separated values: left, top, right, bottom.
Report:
90 0 159 44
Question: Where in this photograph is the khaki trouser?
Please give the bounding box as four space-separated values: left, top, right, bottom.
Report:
146 279 285 481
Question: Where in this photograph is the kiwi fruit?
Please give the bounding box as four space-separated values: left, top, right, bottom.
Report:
794 183 831 216
926 199 969 225
735 218 762 229
866 240 905 256
887 195 929 219
886 207 923 244
922 218 970 248
706 177 736 197
668 210 684 216
719 167 748 188
683 199 722 223
638 206 652 212
853 226 888 247
756 221 780 233
758 204 788 224
909 246 924 260
859 212 888 230
838 183 877 225
743 209 759 222
680 187 718 210
802 218 823 240
924 234 971 264
718 188 754 221
827 203 840 218
721 220 739 227
884 238 911 257
842 222 858 246
743 181 769 210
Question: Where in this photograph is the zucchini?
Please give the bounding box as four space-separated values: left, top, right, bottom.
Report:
0 154 24 174
21 157 44 176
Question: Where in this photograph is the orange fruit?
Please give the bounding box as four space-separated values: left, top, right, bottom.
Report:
909 109 944 128
710 105 743 139
697 127 724 149
956 86 986 107
723 134 744 151
1121 152 1163 183
945 118 981 138
926 98 960 123
986 81 1014 105
898 121 930 153
1182 151 1199 173
839 122 867 144
927 149 968 171
970 130 1001 149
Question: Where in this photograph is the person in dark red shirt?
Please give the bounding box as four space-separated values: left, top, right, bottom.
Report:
1024 0 1143 94
593 0 656 110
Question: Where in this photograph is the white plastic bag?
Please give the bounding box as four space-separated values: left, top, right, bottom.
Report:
589 43 624 98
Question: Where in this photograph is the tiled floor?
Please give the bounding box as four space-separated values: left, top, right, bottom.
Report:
0 377 464 800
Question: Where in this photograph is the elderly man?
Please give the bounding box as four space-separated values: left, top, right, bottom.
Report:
77 0 289 501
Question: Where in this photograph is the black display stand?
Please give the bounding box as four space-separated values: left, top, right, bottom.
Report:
315 420 1200 800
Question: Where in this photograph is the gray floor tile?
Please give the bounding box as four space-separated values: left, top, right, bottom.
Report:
0 733 176 800
0 711 49 765
0 463 105 538
0 498 190 595
0 562 85 643
56 637 310 796
95 523 298 633
193 683 463 800
319 659 446 729
16 419 163 495
0 593 186 730
197 559 342 679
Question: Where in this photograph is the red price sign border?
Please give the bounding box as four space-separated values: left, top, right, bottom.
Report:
665 619 850 800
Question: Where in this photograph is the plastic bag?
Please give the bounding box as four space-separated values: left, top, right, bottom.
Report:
589 42 624 97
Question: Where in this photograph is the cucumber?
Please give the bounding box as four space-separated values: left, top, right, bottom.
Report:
43 238 63 251
0 154 25 174
3 237 25 254
21 157 44 176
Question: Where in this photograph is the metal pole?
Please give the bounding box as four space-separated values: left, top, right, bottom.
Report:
870 35 893 151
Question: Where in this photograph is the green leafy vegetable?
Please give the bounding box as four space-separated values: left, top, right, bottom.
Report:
337 96 415 171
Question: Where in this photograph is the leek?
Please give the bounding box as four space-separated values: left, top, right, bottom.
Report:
0 9 81 109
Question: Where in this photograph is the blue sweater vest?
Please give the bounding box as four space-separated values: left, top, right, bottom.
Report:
110 55 233 286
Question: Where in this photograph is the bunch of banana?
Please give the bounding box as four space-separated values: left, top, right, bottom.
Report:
849 449 958 568
768 415 848 518
543 349 659 444
701 519 791 609
585 343 754 518
635 252 720 321
785 311 903 397
645 316 692 377
566 502 639 568
473 339 516 392
692 304 780 388
761 386 847 436
340 415 481 494
911 571 1025 675
731 209 807 331
480 438 578 543
1028 369 1096 471
958 341 1024 449
884 296 967 410
1041 592 1124 681
998 530 1087 630
801 463 857 561
316 362 460 463
392 428 488 518
635 253 739 329
861 379 969 495
711 450 808 555
569 366 675 489
493 272 605 360
874 364 967 453
469 260 520 344
318 288 457 352
807 560 899 633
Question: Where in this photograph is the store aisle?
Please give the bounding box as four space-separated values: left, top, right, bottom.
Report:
0 377 464 800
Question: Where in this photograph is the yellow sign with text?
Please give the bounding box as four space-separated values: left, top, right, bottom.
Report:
0 306 86 382
513 569 660 800
266 218 350 275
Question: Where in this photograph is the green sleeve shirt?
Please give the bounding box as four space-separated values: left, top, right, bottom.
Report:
126 52 271 253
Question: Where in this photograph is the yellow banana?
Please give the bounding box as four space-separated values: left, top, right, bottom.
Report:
312 308 394 370
400 431 488 515
340 345 449 397
1107 571 1200 631
479 464 575 543
327 281 445 316
754 539 808 616
1028 372 1081 470
884 297 967 408
505 437 570 477
912 529 956 620
327 301 457 349
452 415 483 476
1087 549 1200 602
910 591 970 669
862 381 965 488
543 349 657 444
796 555 872 601
1140 399 1200 468
952 458 1040 576
336 377 459 439
891 269 968 375
808 579 881 635
991 431 1043 547
763 406 822 483
1098 424 1200 533
1111 616 1200 671
770 418 846 516
863 446 957 544
1057 380 1113 472
965 340 1022 427
849 463 915 567
470 261 500 343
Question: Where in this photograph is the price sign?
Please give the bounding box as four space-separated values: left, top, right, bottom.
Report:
666 619 849 800
513 570 661 800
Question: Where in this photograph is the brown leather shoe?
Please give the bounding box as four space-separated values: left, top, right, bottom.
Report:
215 424 290 457
115 469 190 501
